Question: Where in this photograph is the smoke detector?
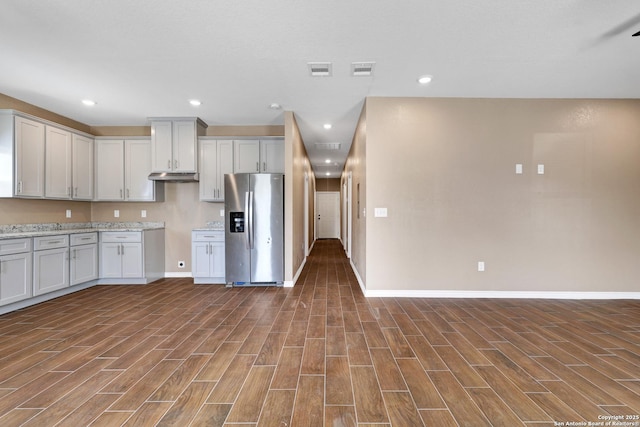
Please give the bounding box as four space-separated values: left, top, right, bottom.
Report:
308 62 332 77
351 62 375 76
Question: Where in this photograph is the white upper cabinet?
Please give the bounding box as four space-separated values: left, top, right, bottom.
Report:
0 112 93 200
45 126 94 200
233 139 284 174
150 118 207 173
95 138 161 202
72 134 94 200
233 140 260 173
95 139 125 201
15 116 45 198
199 139 234 201
260 139 285 173
45 125 72 199
125 139 155 201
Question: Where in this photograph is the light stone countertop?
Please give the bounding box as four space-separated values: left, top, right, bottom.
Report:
0 222 165 240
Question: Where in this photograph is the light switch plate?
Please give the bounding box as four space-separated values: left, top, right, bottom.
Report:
65 209 71 218
478 261 485 272
220 209 225 217
141 210 147 218
374 208 388 217
114 209 120 218
537 164 545 174
515 164 523 174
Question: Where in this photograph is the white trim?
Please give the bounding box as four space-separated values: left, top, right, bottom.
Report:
362 289 640 300
350 259 366 296
286 255 307 287
165 272 192 278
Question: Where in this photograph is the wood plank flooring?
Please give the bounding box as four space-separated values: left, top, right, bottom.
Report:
0 239 638 426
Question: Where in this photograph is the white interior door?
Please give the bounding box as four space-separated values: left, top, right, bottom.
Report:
316 192 340 239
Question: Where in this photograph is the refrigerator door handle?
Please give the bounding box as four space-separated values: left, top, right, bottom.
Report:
244 191 251 249
248 191 255 249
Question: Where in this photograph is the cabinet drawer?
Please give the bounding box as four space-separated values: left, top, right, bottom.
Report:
70 232 98 246
100 232 141 243
0 238 32 255
192 231 224 241
34 235 69 251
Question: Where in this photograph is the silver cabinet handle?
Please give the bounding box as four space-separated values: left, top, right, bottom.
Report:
120 189 123 198
127 189 130 199
168 159 171 169
175 160 178 169
117 244 120 255
120 244 124 255
256 162 259 172
263 162 266 171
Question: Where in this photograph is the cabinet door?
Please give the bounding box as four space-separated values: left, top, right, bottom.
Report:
217 140 234 200
151 121 173 172
191 241 212 278
15 116 45 197
100 242 123 278
95 140 124 200
173 121 197 172
33 247 69 296
260 139 284 173
210 241 225 278
199 140 218 201
125 139 154 201
45 126 72 199
72 134 94 200
0 252 32 306
70 244 98 285
121 243 143 278
233 140 260 173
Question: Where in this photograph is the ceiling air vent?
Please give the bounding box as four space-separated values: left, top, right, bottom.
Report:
315 142 341 150
308 62 332 77
351 62 375 76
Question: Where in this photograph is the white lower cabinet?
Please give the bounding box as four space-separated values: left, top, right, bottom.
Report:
0 238 33 306
33 235 69 296
99 230 164 284
100 233 143 279
191 230 225 284
70 233 98 285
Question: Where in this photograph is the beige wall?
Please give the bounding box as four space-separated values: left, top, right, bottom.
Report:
284 112 314 284
0 198 92 225
358 97 640 294
343 104 367 285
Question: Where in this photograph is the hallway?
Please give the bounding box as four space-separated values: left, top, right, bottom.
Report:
0 239 638 426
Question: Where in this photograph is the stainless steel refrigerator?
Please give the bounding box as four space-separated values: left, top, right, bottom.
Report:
224 173 284 286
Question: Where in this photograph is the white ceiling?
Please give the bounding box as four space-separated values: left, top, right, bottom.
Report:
1 1 639 177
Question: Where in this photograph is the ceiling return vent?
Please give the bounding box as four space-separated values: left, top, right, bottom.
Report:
315 142 341 150
351 62 375 76
308 62 332 77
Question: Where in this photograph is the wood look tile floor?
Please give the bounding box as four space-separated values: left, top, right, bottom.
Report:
0 239 639 426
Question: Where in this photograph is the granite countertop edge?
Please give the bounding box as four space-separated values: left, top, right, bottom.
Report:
0 222 165 240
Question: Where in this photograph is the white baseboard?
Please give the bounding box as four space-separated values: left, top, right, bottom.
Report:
350 259 366 296
165 272 192 278
362 289 640 300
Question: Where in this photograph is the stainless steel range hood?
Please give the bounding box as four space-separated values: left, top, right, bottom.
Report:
148 172 199 182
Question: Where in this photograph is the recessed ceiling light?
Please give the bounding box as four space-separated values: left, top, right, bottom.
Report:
325 159 331 164
325 172 331 176
269 103 282 110
81 99 96 106
323 123 332 130
189 99 201 106
417 75 433 85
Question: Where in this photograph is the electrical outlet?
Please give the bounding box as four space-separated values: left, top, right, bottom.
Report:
114 209 120 218
141 209 147 218
65 209 72 218
178 261 185 269
220 209 224 217
478 261 485 272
